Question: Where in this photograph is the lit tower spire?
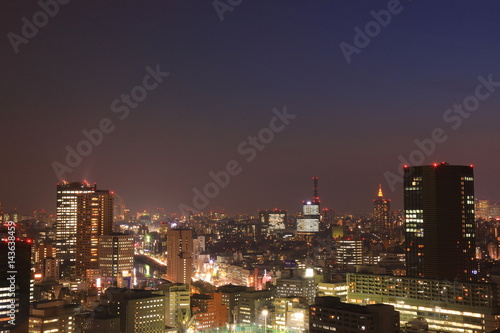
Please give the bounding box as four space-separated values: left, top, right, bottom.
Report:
377 184 384 198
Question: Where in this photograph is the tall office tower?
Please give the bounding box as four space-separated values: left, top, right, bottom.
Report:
166 229 193 284
76 190 113 276
373 184 391 230
98 233 134 285
56 181 95 277
404 163 476 281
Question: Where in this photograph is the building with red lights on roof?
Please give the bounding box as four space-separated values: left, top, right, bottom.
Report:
404 163 476 281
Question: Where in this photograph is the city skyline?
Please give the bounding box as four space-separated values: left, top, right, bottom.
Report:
0 165 497 217
2 1 500 215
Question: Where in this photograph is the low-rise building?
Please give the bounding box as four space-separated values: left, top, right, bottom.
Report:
310 296 399 333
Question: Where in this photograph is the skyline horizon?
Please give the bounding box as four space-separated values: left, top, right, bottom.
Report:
3 161 498 217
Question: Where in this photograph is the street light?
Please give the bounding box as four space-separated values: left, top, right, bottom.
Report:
262 309 269 333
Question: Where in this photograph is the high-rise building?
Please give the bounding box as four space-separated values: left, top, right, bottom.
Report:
166 229 193 285
404 163 476 281
76 190 113 276
56 181 95 277
56 181 113 278
98 233 134 285
373 184 391 230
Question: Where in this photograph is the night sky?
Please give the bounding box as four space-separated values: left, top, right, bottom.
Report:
1 0 500 215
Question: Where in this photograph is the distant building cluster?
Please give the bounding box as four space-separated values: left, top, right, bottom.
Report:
3 165 500 332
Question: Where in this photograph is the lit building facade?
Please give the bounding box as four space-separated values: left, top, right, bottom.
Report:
373 184 391 230
166 229 193 285
336 239 363 267
259 209 287 235
76 190 113 276
191 292 228 331
218 285 248 324
297 177 321 234
105 288 166 333
156 283 191 329
276 276 316 305
347 273 500 332
317 282 348 301
56 181 96 277
236 290 273 325
98 233 134 284
274 297 308 332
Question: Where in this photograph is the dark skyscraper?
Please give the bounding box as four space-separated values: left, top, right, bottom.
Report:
373 184 391 230
404 163 476 281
